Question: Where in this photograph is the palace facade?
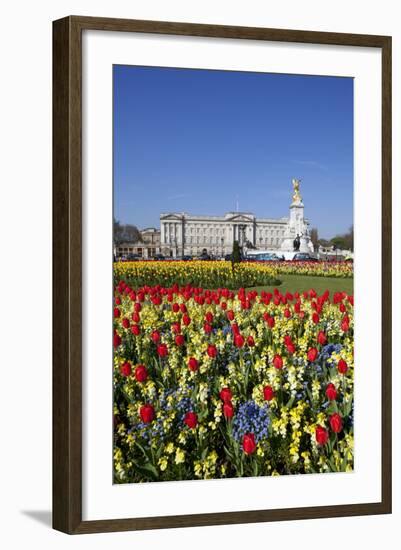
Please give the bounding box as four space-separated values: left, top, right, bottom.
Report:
160 179 314 257
115 227 161 259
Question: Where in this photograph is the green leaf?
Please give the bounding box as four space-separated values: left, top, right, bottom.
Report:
134 461 159 480
341 454 349 472
326 402 338 415
286 394 296 409
135 440 152 462
327 457 337 472
306 387 314 404
343 399 353 417
224 445 235 461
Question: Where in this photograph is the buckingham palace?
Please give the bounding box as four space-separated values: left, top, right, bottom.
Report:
160 179 314 257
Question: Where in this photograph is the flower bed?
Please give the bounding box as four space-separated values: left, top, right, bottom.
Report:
268 260 353 278
114 260 353 292
113 282 354 482
114 260 281 289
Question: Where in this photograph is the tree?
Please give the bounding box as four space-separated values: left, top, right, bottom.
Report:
231 240 242 272
124 224 141 243
318 238 331 248
330 236 348 250
310 227 319 250
113 218 141 245
315 224 353 255
329 225 353 252
344 225 354 251
113 218 124 245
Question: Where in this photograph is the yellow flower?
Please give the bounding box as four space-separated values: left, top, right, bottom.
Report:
194 461 203 477
158 456 168 471
175 448 185 464
165 442 175 454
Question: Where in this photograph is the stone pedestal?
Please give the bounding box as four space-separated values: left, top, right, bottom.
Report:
280 196 314 253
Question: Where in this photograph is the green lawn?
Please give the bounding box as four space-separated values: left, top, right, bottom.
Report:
250 274 353 296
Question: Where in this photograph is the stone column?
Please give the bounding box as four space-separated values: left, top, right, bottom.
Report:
161 222 166 245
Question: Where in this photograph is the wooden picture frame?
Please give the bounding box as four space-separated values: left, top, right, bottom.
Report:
53 15 392 534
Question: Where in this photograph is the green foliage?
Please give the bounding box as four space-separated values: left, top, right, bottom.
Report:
114 218 141 245
231 240 242 272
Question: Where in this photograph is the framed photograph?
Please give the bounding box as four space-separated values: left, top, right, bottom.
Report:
53 16 392 534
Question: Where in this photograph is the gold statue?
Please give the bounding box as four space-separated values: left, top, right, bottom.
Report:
292 178 302 203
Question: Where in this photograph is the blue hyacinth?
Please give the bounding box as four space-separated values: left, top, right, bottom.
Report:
232 400 270 443
320 343 343 361
134 386 195 443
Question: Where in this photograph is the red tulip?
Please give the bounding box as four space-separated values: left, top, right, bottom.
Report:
325 383 337 401
188 357 199 372
273 354 283 370
219 387 232 403
175 334 185 346
263 385 275 401
140 404 155 423
171 322 181 334
113 307 120 318
264 314 275 328
207 344 217 358
120 361 131 377
151 330 160 343
113 333 121 348
184 411 198 429
234 333 245 348
131 324 140 336
329 413 343 433
223 401 234 418
307 347 319 362
286 341 296 354
317 331 327 345
341 316 350 332
337 359 348 374
122 317 130 329
247 335 255 347
312 312 320 324
242 433 256 454
227 309 234 321
182 314 191 326
132 312 140 323
134 364 148 382
157 343 168 357
205 312 213 323
315 425 329 445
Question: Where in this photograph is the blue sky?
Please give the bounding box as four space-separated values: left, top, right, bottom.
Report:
113 65 353 239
